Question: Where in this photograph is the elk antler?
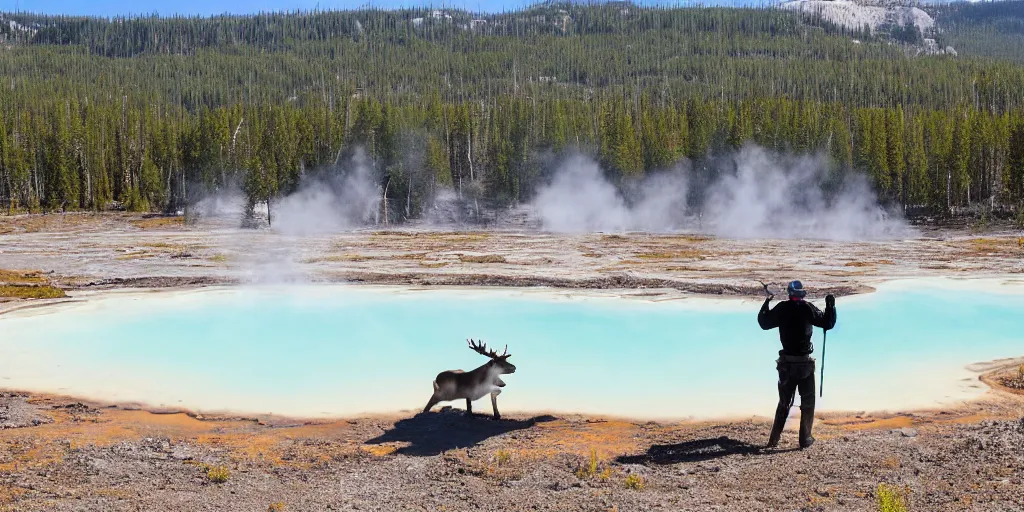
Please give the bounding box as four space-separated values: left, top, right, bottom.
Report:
467 339 511 360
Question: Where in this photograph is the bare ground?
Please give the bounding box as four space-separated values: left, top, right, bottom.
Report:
1 213 1023 511
0 387 1021 512
0 213 1022 302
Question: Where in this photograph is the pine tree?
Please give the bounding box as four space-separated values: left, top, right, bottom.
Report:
886 107 906 204
906 119 930 206
950 111 973 208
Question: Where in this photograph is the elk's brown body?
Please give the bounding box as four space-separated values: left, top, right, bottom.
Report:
423 339 516 419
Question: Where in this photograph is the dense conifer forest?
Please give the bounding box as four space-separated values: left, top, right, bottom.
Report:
0 1 1023 222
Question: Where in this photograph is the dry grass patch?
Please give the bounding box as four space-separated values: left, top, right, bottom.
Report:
659 234 712 243
959 237 1024 257
663 266 705 272
0 285 66 299
634 250 706 260
0 270 47 285
130 216 185 230
308 254 376 263
494 449 512 466
0 269 67 299
459 254 507 264
142 242 208 251
419 261 449 268
116 251 156 260
370 230 417 237
360 444 398 457
426 232 490 242
4 213 100 233
392 252 429 260
844 260 894 267
0 485 29 505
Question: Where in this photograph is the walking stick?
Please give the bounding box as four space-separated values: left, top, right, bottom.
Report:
820 327 827 398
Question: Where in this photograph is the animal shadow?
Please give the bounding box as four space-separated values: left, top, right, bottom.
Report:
365 409 556 456
616 436 792 465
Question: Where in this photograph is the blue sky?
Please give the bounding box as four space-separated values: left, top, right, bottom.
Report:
1 0 751 17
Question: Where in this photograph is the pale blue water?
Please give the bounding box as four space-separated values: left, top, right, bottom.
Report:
0 280 1022 419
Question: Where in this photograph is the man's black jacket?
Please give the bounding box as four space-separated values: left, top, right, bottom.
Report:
758 298 837 356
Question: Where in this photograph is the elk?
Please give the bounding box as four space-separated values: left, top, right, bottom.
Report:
423 339 516 419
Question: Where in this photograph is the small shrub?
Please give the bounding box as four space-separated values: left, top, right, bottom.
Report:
598 468 613 482
876 483 909 512
267 503 286 512
624 473 646 490
207 465 230 484
494 449 512 466
575 449 599 479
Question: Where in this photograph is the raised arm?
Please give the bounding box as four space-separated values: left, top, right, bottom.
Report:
758 297 779 330
809 294 837 330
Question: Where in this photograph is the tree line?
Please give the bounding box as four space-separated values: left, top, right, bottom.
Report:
0 2 1023 221
3 95 1023 219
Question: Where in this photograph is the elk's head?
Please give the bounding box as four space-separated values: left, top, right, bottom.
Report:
468 339 516 374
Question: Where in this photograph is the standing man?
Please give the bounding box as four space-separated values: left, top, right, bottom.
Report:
758 280 836 449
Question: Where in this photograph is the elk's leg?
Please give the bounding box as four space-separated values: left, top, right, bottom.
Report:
465 398 473 416
490 389 502 420
423 394 441 414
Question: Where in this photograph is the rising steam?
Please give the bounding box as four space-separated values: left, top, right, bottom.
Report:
530 145 909 241
273 148 381 235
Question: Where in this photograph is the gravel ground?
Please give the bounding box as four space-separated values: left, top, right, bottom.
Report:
0 390 1021 512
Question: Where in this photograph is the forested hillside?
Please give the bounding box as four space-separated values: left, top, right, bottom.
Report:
0 2 1022 222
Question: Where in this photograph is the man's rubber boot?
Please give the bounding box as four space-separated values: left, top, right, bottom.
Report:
799 406 815 449
766 406 789 448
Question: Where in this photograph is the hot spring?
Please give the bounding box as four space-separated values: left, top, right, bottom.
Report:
1 279 1022 420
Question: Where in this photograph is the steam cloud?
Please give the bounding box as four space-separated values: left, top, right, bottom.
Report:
189 149 384 284
274 149 381 235
530 145 909 241
193 144 907 242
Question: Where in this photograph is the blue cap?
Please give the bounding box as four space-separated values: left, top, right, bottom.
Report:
787 280 807 298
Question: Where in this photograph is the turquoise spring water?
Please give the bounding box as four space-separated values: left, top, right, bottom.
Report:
0 279 1022 419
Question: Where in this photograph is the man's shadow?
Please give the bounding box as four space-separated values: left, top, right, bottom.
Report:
365 409 556 456
616 436 796 465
